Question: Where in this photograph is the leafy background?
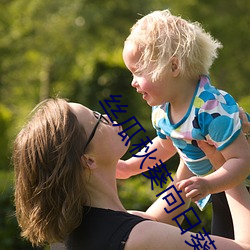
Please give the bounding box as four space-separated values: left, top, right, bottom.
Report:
0 0 249 249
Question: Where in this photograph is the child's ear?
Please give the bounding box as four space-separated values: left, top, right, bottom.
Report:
171 57 180 77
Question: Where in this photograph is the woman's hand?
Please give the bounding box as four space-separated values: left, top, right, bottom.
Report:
239 107 250 141
197 140 225 170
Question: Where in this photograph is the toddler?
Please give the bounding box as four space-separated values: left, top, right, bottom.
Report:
120 9 250 238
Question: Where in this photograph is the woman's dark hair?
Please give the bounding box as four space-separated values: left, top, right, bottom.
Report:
13 98 88 246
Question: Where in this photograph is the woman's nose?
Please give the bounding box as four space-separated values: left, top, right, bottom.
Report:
103 114 113 125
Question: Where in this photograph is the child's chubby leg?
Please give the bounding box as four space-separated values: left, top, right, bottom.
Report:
145 159 194 226
116 136 177 179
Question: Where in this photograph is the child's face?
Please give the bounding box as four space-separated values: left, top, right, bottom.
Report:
123 43 173 106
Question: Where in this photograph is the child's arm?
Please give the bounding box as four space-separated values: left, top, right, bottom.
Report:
178 131 250 201
116 136 177 179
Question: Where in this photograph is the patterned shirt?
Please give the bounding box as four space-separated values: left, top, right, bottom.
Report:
152 75 241 176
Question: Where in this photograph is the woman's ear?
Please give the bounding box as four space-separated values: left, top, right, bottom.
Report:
82 155 97 169
170 57 180 77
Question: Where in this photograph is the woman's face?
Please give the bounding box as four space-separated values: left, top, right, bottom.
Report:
68 103 128 162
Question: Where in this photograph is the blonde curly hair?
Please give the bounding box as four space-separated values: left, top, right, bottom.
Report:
13 98 88 246
125 9 222 81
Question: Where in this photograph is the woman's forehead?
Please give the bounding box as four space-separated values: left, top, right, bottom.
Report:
68 102 90 114
68 103 100 143
68 103 93 125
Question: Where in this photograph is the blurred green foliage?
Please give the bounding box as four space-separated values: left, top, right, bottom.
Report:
0 0 249 249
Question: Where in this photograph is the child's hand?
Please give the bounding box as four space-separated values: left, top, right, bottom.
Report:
116 160 131 179
176 176 211 202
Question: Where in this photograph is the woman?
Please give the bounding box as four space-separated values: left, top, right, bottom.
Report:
13 98 250 249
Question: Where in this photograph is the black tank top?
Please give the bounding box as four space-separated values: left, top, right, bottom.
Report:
66 206 148 250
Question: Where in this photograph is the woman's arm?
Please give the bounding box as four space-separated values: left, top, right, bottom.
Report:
125 184 250 250
225 184 250 243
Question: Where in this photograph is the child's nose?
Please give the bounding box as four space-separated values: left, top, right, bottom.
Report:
131 78 138 88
